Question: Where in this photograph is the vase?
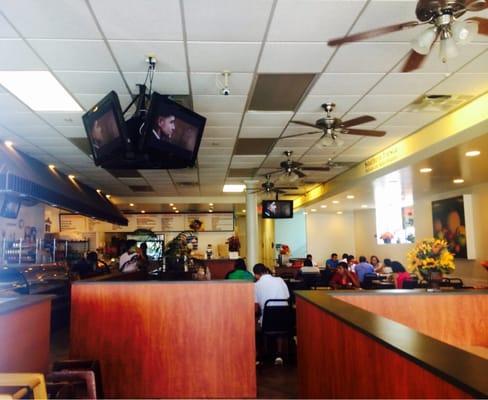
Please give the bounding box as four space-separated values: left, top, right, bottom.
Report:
427 270 442 292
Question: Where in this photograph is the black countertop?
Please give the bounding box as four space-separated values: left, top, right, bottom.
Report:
295 290 488 398
0 295 53 315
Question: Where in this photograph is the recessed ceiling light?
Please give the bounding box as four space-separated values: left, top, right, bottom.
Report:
96 189 102 193
332 200 340 204
242 209 246 213
209 209 213 213
303 212 308 215
105 194 111 199
169 203 174 206
48 164 56 170
346 195 355 199
337 211 343 215
320 205 327 208
68 174 75 180
419 167 432 173
175 210 180 213
311 208 317 212
4 140 13 148
209 203 214 206
223 184 245 193
141 210 146 214
172 206 177 210
361 204 368 208
0 71 82 111
453 178 464 184
465 150 480 157
129 203 135 207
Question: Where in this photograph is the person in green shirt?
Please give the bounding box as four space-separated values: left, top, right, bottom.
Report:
225 258 255 281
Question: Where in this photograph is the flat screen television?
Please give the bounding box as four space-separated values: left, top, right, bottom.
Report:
0 194 21 219
140 92 206 167
262 200 293 219
82 91 129 166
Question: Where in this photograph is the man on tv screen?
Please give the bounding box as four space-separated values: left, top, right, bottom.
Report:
89 110 119 159
153 113 176 142
263 201 277 218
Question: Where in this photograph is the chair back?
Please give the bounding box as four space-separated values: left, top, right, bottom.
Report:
361 273 378 289
402 276 419 289
301 272 321 289
262 299 293 335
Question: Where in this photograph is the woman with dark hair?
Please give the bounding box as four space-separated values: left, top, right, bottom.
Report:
225 258 254 281
391 261 412 289
383 258 393 274
370 255 383 273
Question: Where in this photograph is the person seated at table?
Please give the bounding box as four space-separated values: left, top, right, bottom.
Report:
354 256 376 284
300 255 320 274
370 255 383 273
225 258 255 281
383 258 393 274
391 261 412 289
119 240 140 273
341 253 349 263
325 253 339 270
329 262 360 289
346 254 357 272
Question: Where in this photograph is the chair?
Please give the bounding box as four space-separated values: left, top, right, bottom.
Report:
0 374 47 399
300 272 321 289
46 370 97 399
402 276 419 289
361 273 379 289
52 359 103 399
261 299 295 362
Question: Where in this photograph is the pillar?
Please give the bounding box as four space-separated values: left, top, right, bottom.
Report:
244 180 260 270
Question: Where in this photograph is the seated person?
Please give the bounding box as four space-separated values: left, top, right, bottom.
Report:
254 263 290 365
71 255 95 279
86 251 109 274
370 255 383 273
225 258 255 281
300 255 320 274
329 261 360 289
119 240 139 273
346 254 357 272
382 258 393 274
391 261 412 289
325 253 339 270
354 256 375 284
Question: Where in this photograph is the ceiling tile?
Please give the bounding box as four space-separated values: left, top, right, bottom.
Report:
459 50 488 73
427 73 488 96
258 43 334 73
0 112 43 126
36 111 84 126
268 0 366 42
201 137 235 148
310 73 383 96
0 14 18 38
109 40 187 72
242 111 293 127
202 126 239 138
74 94 132 111
298 95 361 114
326 43 411 73
193 95 247 113
350 94 418 113
191 73 253 95
385 111 444 127
239 127 284 138
0 0 101 39
369 72 446 95
54 71 129 95
187 42 261 72
0 93 30 113
184 0 273 41
0 39 46 70
205 113 242 126
234 138 275 155
123 72 189 95
90 0 183 40
28 39 116 71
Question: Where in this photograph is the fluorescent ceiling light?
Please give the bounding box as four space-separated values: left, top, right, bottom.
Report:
0 71 82 111
223 184 245 193
453 178 464 184
320 205 327 208
465 150 480 157
332 200 339 204
337 211 343 215
346 195 355 199
311 209 317 212
4 140 13 148
419 167 432 173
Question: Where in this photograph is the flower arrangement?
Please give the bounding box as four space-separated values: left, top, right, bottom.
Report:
407 238 455 275
226 235 241 252
189 219 204 231
279 244 290 255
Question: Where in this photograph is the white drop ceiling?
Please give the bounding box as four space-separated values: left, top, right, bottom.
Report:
0 0 486 212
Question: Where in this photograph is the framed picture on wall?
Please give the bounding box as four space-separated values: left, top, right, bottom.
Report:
431 195 475 259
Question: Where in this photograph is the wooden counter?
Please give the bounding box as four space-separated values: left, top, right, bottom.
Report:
296 290 488 399
70 280 256 398
198 258 236 279
0 295 52 374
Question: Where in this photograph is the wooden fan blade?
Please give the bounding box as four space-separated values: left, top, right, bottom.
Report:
295 170 306 178
290 120 319 128
401 50 428 72
465 0 487 12
341 115 376 128
467 17 488 35
344 128 386 137
328 21 420 46
274 186 299 190
280 131 322 139
301 166 331 171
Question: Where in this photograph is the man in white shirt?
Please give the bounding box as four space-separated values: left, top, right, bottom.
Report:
119 240 139 273
253 263 290 365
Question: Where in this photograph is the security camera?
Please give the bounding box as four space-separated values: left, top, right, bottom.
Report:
221 87 231 96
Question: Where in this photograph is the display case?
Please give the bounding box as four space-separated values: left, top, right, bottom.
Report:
1 238 41 265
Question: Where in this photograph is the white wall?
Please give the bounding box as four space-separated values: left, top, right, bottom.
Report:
275 213 307 258
306 212 356 266
0 203 45 242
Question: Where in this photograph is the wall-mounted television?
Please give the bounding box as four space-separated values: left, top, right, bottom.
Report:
262 200 293 219
82 91 129 166
140 93 206 167
0 194 21 219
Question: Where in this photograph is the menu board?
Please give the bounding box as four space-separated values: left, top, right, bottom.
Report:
61 213 234 233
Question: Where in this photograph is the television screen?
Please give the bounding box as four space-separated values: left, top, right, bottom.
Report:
82 91 128 166
262 200 293 219
141 92 206 166
0 195 21 219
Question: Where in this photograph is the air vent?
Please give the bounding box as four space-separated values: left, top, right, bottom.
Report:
177 182 199 187
406 94 474 112
234 138 275 155
128 185 154 192
228 168 257 177
108 169 143 178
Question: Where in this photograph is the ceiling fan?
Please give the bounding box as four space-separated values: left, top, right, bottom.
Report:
265 151 335 182
283 102 385 147
327 0 488 72
247 173 300 195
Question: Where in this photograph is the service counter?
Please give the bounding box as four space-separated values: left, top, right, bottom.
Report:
295 290 488 399
0 295 52 374
70 280 256 398
196 258 236 279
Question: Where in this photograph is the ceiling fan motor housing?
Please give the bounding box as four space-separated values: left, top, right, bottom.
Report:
415 0 466 22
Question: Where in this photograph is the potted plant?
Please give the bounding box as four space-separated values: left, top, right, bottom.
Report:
226 235 241 259
407 238 455 291
164 231 193 271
